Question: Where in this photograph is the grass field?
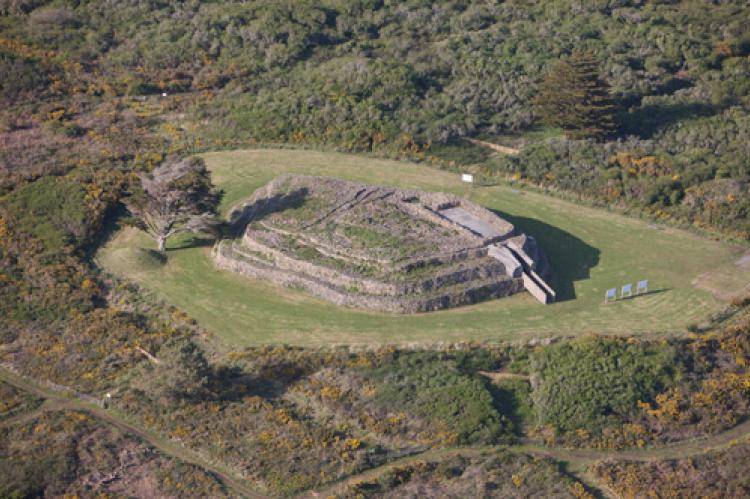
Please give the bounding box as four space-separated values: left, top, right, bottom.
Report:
97 149 750 347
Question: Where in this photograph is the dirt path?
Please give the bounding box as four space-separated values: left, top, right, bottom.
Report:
306 446 612 499
467 138 520 155
309 419 750 498
5 365 750 498
0 367 266 499
478 370 530 382
0 399 59 427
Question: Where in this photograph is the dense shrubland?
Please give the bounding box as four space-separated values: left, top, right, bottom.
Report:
0 1 748 237
1 1 750 495
0 409 228 498
529 338 682 433
523 311 750 449
591 439 750 498
336 451 590 498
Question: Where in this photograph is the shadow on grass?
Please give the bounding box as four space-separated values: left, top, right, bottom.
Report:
85 203 129 260
226 187 309 237
613 288 671 302
491 210 600 302
166 236 215 251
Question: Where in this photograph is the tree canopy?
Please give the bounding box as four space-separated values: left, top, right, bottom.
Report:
125 157 220 251
535 50 618 140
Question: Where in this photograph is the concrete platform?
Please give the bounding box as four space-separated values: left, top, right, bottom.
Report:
440 207 507 240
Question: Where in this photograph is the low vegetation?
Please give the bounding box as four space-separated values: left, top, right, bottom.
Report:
529 337 682 433
0 409 228 498
0 381 43 422
591 438 750 498
363 351 511 445
1 1 749 495
336 451 590 498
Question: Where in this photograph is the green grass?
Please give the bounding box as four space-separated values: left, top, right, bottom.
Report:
96 149 750 347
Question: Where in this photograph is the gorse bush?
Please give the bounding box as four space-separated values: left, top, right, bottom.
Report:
529 337 682 432
364 351 511 445
1 1 748 237
3 176 88 253
134 337 213 405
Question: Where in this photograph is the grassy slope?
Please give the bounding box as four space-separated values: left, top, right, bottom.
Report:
97 149 750 347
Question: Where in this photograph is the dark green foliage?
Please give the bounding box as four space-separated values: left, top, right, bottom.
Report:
530 337 682 432
427 139 494 166
2 175 88 253
489 378 535 435
1 0 748 237
0 50 50 103
364 352 511 445
536 50 618 140
451 348 504 373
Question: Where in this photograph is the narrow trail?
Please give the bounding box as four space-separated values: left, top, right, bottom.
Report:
0 399 58 428
0 367 266 499
467 138 520 155
309 419 750 498
4 365 750 499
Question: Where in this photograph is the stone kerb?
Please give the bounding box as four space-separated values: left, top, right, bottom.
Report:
213 175 550 313
213 239 522 313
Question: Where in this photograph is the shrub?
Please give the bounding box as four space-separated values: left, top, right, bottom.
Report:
2 176 88 253
133 337 213 405
363 352 511 445
529 337 682 432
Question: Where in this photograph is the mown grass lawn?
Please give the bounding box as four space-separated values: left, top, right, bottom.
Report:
97 149 750 347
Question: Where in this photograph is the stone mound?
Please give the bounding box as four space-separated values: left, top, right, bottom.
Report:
212 175 554 313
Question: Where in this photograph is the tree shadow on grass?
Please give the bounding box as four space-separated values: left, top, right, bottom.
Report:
226 187 309 237
165 236 215 251
491 209 600 302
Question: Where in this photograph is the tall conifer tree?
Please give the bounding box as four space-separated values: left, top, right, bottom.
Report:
535 50 618 140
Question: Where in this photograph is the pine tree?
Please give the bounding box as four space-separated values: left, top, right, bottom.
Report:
535 50 618 140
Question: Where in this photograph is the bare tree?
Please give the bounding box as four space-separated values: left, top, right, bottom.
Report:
126 157 220 252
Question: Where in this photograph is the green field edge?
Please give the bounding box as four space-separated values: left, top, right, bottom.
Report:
96 148 750 348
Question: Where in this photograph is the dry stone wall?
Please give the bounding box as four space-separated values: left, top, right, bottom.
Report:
214 175 553 312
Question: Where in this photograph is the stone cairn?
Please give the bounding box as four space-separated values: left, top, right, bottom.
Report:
213 175 554 313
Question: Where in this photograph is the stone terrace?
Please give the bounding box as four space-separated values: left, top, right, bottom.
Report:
213 175 553 313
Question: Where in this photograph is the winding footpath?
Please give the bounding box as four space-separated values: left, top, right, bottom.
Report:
0 366 265 499
309 420 750 498
3 364 750 498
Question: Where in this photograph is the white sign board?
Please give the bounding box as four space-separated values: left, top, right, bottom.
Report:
461 173 474 184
